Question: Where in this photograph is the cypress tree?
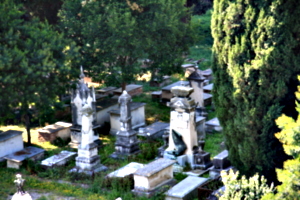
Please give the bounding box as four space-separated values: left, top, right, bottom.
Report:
211 0 300 184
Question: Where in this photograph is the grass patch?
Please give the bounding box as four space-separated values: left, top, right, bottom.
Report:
204 131 224 157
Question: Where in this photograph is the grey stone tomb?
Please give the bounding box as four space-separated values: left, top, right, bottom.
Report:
69 66 100 148
0 130 23 161
41 150 77 168
70 100 107 174
132 158 176 197
165 176 208 200
110 91 140 158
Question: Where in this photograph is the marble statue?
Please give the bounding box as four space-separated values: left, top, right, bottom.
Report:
80 102 94 149
14 174 25 194
118 91 132 131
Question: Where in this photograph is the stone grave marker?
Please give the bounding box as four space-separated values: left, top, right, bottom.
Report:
132 158 176 197
5 146 45 169
41 151 77 168
110 91 140 159
161 81 189 103
38 121 72 143
70 100 107 174
109 102 146 135
0 130 23 160
203 83 213 93
165 176 208 200
107 162 145 178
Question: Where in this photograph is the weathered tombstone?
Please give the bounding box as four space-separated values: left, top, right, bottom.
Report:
69 66 100 148
187 68 205 108
11 174 32 200
41 151 77 168
163 85 212 170
161 81 190 103
0 130 23 161
5 147 45 169
165 176 208 200
110 91 140 158
38 121 72 143
132 158 176 197
107 162 145 178
109 102 146 135
70 101 107 174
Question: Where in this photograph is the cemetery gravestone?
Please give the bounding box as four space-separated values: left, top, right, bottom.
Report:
132 158 176 197
38 121 72 143
110 91 140 158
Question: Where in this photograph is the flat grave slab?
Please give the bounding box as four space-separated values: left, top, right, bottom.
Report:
138 121 169 139
41 150 77 168
5 146 45 169
203 83 213 93
133 158 176 197
212 150 230 170
107 162 145 178
113 84 143 97
0 130 23 159
38 121 72 143
165 176 208 200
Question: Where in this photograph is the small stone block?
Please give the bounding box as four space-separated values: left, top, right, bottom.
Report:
137 121 169 139
165 176 208 200
135 158 176 177
203 93 212 106
41 150 77 168
212 150 230 169
203 83 213 93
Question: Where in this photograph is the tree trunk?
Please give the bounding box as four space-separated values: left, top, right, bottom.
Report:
25 113 31 145
121 82 126 92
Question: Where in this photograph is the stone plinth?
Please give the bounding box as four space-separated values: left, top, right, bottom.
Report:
11 192 32 200
38 121 72 143
138 121 169 139
113 84 143 97
5 146 44 169
161 81 190 102
0 130 23 159
165 176 208 200
70 142 107 175
203 83 213 93
41 150 77 168
192 151 213 170
109 102 146 135
132 158 176 197
107 162 145 178
69 124 101 149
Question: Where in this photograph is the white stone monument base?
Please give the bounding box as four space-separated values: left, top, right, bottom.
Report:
41 151 77 168
11 192 32 200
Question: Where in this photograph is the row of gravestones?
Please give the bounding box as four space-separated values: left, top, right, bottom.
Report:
2 65 227 199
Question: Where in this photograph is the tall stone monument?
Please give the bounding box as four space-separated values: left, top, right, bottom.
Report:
70 101 107 174
164 84 212 169
69 66 100 148
110 91 140 158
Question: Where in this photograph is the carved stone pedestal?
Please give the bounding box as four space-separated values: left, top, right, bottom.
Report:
70 143 107 175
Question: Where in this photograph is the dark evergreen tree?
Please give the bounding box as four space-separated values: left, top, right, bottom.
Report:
59 0 195 89
211 0 300 184
0 0 77 144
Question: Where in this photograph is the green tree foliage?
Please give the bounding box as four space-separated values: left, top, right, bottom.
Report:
59 0 195 88
211 0 300 184
0 0 77 144
218 169 273 200
262 78 300 199
185 0 213 15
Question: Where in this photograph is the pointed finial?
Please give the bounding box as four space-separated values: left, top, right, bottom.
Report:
80 66 85 79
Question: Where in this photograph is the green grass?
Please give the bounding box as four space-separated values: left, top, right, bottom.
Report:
204 131 225 157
